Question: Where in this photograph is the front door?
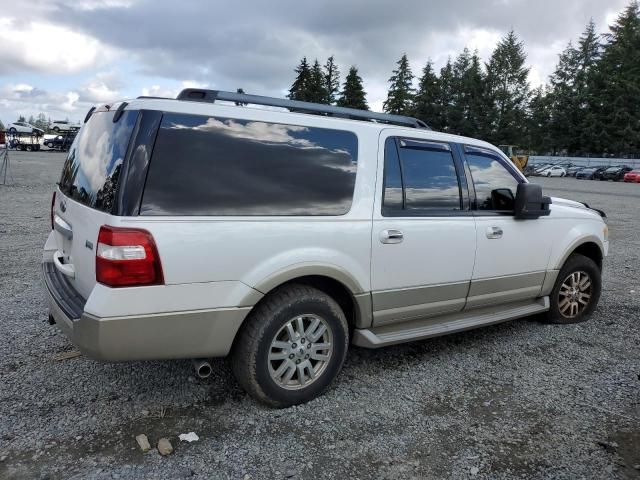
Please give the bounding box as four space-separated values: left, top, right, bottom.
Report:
462 145 552 309
370 132 477 326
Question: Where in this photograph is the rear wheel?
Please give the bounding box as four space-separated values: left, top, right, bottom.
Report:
232 284 349 407
543 253 601 324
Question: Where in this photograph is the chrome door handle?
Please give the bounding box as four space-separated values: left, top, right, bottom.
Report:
486 226 503 239
380 229 404 244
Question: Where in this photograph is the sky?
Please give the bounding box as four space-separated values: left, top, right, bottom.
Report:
0 0 629 126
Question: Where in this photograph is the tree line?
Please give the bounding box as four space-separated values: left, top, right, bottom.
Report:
287 1 640 157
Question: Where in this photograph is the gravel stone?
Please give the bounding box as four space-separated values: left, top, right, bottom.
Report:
0 153 638 479
135 434 151 453
157 438 173 456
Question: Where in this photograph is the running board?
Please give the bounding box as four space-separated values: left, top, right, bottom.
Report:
352 297 549 348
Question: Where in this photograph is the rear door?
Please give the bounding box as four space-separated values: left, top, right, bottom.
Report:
53 109 139 299
370 132 476 326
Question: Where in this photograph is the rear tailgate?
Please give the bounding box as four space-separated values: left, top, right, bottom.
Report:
53 109 139 299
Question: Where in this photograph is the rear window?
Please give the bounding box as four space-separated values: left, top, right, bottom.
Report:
59 110 138 212
140 113 358 216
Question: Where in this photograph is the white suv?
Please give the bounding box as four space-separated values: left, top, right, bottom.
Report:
51 120 80 132
43 89 608 407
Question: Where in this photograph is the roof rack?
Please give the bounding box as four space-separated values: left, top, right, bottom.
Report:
175 88 430 130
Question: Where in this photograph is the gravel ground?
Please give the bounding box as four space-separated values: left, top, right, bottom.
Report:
0 152 638 480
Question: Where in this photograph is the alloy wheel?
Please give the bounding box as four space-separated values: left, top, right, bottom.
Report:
268 314 333 390
558 271 592 318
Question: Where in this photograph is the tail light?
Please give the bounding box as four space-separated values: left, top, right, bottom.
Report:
50 191 56 230
96 226 164 287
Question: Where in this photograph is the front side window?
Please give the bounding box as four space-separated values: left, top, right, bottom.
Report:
141 113 358 216
382 137 461 214
465 148 520 211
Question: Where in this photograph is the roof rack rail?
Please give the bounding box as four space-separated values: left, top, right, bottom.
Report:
176 88 430 130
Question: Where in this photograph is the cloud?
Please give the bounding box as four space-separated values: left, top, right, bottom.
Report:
0 17 117 75
0 83 86 121
78 72 123 103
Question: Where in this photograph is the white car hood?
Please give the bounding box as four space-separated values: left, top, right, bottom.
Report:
550 197 586 209
551 196 606 219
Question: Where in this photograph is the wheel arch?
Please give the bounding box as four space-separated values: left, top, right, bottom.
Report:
555 237 604 271
236 266 373 342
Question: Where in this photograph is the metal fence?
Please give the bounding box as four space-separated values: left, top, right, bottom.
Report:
529 156 640 168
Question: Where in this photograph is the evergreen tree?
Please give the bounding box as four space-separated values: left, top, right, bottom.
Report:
575 20 603 153
591 2 640 156
548 41 580 153
33 113 49 132
484 30 530 145
324 55 340 104
308 59 328 103
448 48 485 136
435 59 455 133
337 66 368 110
28 115 35 125
526 86 553 153
0 120 5 131
413 60 440 129
17 115 25 122
383 53 415 115
288 57 313 101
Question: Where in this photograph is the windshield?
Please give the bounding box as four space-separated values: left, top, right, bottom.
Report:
58 110 138 213
605 167 619 172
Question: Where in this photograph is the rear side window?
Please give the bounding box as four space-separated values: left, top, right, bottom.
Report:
383 137 461 214
59 110 138 213
140 113 358 216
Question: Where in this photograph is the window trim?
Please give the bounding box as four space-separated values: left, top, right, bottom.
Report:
462 144 524 216
381 136 470 217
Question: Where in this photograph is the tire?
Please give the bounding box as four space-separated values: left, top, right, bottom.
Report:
232 284 349 407
8 127 16 134
25 145 32 152
543 253 601 324
47 142 54 148
52 127 59 132
547 172 551 177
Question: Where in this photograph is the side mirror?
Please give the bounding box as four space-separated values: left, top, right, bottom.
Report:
514 183 551 219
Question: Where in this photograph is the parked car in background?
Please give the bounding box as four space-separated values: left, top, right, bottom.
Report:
7 121 44 135
51 120 81 132
530 164 552 176
601 166 633 181
45 134 76 151
539 166 567 177
566 166 586 177
623 170 640 183
576 167 607 180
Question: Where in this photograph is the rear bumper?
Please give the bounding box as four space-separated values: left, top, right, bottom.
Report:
42 261 250 361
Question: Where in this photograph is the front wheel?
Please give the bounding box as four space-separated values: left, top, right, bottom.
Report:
543 253 601 324
232 284 349 407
